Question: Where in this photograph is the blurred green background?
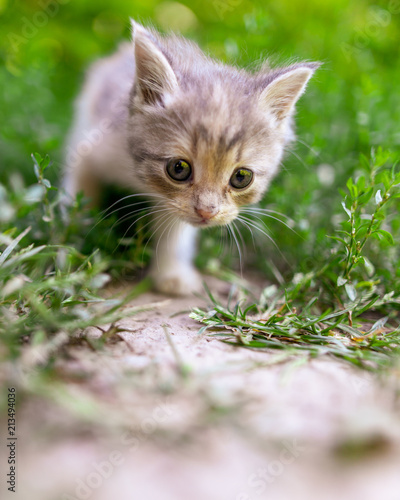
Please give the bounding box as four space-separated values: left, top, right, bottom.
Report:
0 0 399 274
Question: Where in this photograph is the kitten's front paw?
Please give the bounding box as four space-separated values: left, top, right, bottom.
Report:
151 266 203 296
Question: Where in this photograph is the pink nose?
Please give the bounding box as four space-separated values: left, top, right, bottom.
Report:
195 207 218 220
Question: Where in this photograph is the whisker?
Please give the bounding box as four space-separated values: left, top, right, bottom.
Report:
218 226 224 257
296 137 320 157
87 193 164 237
167 217 180 254
103 199 162 222
125 213 159 244
284 147 308 170
241 206 291 220
227 223 243 275
232 220 246 273
240 209 299 236
99 192 163 217
222 225 229 259
110 203 166 230
236 217 256 251
141 212 173 264
113 208 170 254
154 215 176 271
232 222 244 276
105 205 169 246
232 220 246 255
227 223 234 256
238 215 288 263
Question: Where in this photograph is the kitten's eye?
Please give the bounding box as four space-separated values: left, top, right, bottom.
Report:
166 159 192 182
230 168 253 189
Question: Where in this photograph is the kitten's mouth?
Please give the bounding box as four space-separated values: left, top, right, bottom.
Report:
198 219 210 226
183 211 236 227
184 216 215 227
189 217 229 228
189 219 211 227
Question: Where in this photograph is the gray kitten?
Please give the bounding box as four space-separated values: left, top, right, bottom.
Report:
64 20 319 295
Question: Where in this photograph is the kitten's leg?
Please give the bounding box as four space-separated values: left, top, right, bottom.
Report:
151 221 202 295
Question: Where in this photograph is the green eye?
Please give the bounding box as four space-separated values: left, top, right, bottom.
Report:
230 168 253 189
166 159 192 182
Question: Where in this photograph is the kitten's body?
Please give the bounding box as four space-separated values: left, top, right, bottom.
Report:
64 22 318 294
64 43 135 197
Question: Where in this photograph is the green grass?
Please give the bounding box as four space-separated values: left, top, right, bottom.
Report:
192 149 400 370
1 0 400 385
0 153 153 367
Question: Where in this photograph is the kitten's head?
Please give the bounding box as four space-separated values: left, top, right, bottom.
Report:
127 21 319 227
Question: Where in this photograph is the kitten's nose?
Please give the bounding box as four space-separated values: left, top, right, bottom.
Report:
195 206 219 221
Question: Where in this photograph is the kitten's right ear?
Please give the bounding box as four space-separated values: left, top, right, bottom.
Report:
131 20 178 106
258 63 320 124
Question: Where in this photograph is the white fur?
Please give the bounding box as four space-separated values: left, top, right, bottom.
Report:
150 222 201 295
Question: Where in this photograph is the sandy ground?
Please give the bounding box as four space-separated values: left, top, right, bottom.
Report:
1 276 400 500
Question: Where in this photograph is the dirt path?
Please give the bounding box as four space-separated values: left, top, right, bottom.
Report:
2 277 400 500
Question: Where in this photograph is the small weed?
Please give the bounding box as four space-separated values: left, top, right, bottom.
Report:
0 154 150 371
191 150 400 370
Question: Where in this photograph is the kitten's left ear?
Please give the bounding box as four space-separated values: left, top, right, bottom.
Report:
130 20 178 106
259 63 320 123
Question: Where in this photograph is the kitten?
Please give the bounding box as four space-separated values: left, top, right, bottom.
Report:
64 20 319 295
